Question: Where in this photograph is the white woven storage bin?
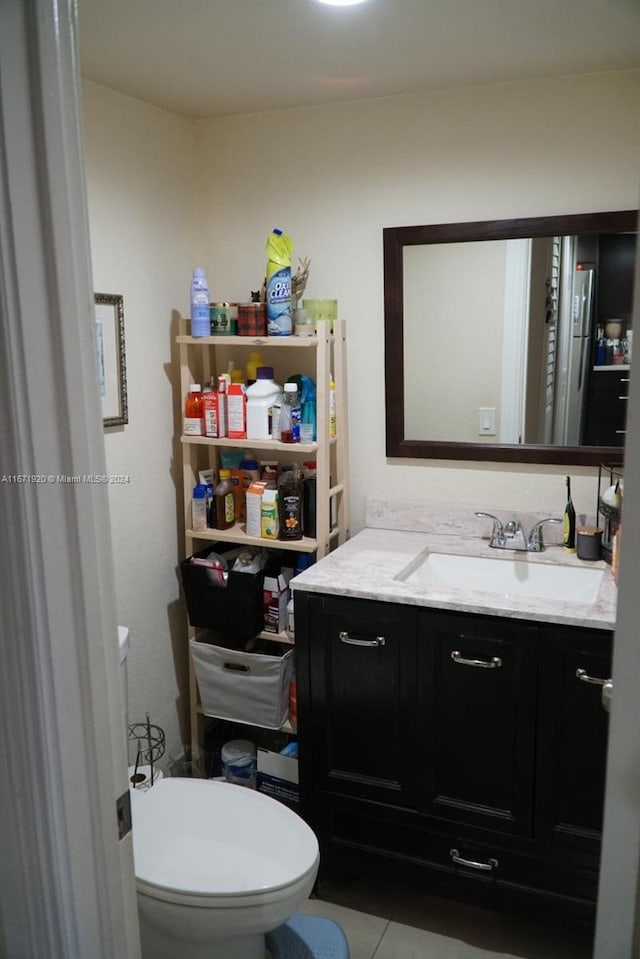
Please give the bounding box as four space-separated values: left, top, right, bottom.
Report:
190 636 294 729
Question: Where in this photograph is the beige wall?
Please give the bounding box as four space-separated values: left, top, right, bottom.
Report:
403 240 506 442
82 81 196 755
194 70 640 531
81 69 640 758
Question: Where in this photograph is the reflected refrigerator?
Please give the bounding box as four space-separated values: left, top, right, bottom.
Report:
563 266 595 445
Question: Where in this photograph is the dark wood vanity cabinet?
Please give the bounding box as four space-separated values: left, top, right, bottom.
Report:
536 627 613 861
295 592 612 925
416 611 538 836
583 368 629 447
303 595 420 809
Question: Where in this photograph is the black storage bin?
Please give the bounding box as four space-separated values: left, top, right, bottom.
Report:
180 544 300 639
180 543 265 639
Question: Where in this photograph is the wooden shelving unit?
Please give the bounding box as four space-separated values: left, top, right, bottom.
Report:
176 318 349 757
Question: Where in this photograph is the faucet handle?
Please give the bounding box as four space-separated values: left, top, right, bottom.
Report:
527 517 562 551
475 511 504 543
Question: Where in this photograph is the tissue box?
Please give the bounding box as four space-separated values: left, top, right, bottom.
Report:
263 568 294 634
256 747 299 809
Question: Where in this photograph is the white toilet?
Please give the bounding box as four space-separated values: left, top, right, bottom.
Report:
118 628 319 959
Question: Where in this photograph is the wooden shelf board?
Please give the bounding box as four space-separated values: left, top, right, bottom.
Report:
181 435 318 453
186 525 317 552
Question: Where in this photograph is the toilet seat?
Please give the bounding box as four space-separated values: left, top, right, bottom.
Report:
132 778 319 906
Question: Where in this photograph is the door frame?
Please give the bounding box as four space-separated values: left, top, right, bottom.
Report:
593 212 640 957
0 1 139 956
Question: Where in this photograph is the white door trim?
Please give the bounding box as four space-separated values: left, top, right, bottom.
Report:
594 212 640 958
0 1 139 956
500 239 531 443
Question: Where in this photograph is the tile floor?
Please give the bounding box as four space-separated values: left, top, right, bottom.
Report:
298 874 594 959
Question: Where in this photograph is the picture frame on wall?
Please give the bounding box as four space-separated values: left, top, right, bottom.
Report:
94 292 128 428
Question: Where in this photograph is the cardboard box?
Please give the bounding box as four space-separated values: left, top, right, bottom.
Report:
263 568 293 633
256 747 299 809
245 481 267 538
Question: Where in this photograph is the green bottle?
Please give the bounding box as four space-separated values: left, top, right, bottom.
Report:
564 476 576 554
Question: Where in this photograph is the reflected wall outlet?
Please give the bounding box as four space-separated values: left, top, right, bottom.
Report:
478 407 496 436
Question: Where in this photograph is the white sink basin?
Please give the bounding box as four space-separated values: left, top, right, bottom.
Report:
398 551 604 605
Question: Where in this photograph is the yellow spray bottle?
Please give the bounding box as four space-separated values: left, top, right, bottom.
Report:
265 228 293 336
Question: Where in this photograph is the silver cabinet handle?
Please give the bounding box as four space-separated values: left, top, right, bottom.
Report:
450 848 498 871
339 631 385 647
451 650 502 669
602 679 613 713
576 668 606 686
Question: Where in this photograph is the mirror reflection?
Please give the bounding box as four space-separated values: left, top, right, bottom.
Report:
404 231 636 446
384 211 638 465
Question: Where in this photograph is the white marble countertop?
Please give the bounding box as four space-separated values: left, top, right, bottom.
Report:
292 526 617 631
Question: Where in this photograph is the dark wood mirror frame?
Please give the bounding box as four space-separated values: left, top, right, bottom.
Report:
384 210 638 465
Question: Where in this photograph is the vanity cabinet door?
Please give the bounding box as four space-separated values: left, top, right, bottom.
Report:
416 609 538 836
536 626 612 861
302 593 419 808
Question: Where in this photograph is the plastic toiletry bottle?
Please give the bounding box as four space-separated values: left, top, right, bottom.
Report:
190 268 210 337
184 384 204 436
265 228 293 336
302 462 317 538
563 475 576 554
192 483 208 532
278 466 303 541
246 367 282 440
261 488 279 539
280 382 301 443
214 469 235 530
329 372 337 439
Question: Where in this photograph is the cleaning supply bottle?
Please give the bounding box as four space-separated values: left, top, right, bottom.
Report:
329 372 337 439
246 350 264 387
228 360 244 385
246 367 282 440
190 268 210 337
300 375 316 443
265 228 293 336
564 475 576 554
214 469 235 530
184 384 204 436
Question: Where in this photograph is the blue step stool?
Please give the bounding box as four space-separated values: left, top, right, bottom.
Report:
266 913 350 959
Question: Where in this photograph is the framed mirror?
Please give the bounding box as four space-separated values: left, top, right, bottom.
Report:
384 210 638 465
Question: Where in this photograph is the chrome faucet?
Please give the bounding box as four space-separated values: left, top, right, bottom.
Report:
475 512 562 552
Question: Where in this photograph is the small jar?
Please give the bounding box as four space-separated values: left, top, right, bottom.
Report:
576 526 603 562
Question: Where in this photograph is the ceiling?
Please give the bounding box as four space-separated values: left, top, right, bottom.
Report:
78 0 640 120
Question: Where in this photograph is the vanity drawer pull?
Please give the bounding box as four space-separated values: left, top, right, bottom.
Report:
450 848 499 871
618 395 629 401
576 668 607 686
339 631 386 647
451 650 502 669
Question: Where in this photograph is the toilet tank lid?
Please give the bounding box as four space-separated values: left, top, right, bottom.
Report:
132 778 318 898
118 626 129 664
